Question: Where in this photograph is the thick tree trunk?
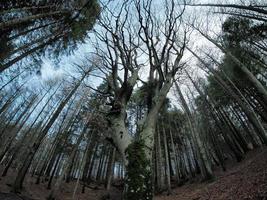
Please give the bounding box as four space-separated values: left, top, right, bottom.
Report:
108 110 132 163
123 79 173 200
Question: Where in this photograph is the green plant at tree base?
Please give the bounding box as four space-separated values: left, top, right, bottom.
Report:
124 140 153 200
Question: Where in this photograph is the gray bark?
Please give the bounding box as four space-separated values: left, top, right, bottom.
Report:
162 123 171 194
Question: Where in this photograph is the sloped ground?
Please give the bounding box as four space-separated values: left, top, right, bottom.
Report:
0 147 266 200
156 147 267 200
0 192 34 200
0 175 121 200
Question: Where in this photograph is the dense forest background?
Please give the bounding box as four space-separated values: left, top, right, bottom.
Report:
0 0 267 200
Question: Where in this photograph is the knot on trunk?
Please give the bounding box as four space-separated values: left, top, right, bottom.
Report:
108 101 122 116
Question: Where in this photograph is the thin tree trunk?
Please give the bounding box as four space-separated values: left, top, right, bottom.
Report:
162 123 171 194
168 121 180 184
0 95 37 161
196 29 267 110
72 148 88 200
187 48 267 144
47 153 62 190
7 21 59 42
12 70 90 192
105 147 116 191
187 3 267 15
47 128 87 200
0 70 25 91
86 143 99 185
0 33 64 72
155 125 164 191
81 133 97 193
175 82 214 180
0 10 68 30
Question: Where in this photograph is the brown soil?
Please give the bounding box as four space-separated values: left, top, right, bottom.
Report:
156 147 267 200
0 147 267 200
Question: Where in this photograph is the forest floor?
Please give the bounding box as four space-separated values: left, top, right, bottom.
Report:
156 147 267 200
0 147 267 200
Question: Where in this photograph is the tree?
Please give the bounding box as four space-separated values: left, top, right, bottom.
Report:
0 0 100 72
92 0 187 199
12 66 93 192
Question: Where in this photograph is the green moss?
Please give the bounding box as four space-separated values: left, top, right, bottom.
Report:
124 140 153 200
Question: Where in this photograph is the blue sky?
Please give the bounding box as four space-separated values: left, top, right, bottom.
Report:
35 0 229 103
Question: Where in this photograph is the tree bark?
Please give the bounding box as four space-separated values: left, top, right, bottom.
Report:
12 70 90 192
47 128 87 200
1 33 64 72
155 125 164 191
0 10 69 30
175 82 214 180
168 121 180 184
187 47 267 144
105 147 116 191
162 123 171 194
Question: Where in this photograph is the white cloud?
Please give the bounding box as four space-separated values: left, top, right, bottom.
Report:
40 59 64 82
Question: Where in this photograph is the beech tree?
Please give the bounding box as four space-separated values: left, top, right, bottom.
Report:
1 1 267 200
91 0 187 199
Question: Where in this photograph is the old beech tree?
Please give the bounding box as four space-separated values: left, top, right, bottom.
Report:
93 0 187 199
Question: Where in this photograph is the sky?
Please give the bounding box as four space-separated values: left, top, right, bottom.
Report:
34 0 233 107
0 0 260 136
